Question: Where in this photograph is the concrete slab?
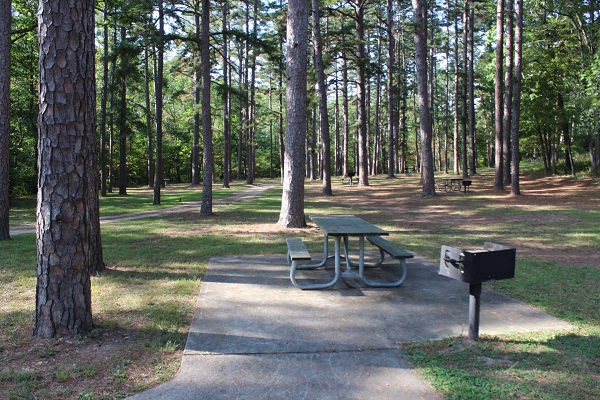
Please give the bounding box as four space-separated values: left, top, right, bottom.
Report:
129 253 571 399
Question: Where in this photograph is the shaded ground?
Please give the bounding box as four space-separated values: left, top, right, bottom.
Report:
300 172 600 268
1 173 597 399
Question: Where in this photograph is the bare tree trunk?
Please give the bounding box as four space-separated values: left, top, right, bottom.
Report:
246 0 258 184
312 0 332 195
0 0 11 240
453 2 460 175
412 0 435 195
461 0 468 177
494 0 505 190
310 105 317 179
503 0 514 186
278 51 285 183
335 68 341 175
342 45 350 176
468 6 477 175
144 46 154 188
153 0 165 205
201 0 213 215
100 5 109 196
510 0 523 193
35 0 102 337
387 0 396 178
279 0 308 228
237 44 244 180
354 0 369 186
118 26 128 196
192 2 201 185
444 1 450 174
222 1 231 188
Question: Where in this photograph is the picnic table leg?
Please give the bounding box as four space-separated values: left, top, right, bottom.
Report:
346 244 385 268
358 236 408 287
289 236 341 290
291 233 333 270
342 236 353 275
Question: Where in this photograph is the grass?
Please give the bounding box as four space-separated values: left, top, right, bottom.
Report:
1 170 599 399
8 180 252 226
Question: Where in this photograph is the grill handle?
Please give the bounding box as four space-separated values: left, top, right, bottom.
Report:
443 250 464 269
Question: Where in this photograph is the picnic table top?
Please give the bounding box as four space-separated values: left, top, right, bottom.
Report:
309 214 388 237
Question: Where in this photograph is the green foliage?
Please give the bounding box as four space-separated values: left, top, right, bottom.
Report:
10 0 38 197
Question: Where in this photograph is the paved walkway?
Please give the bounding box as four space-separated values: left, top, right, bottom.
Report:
9 182 279 236
128 252 571 399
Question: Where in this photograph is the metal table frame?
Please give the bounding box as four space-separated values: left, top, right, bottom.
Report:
289 215 402 289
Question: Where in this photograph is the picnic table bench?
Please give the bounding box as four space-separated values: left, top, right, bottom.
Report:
438 178 472 193
286 216 413 289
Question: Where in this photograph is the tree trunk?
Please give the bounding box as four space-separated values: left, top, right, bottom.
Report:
246 0 258 185
510 0 522 195
354 1 369 186
222 1 231 188
444 2 450 174
468 6 477 175
412 0 435 196
0 0 11 240
118 27 128 196
453 3 460 175
494 0 505 190
342 44 350 176
278 0 308 228
153 0 165 205
100 5 109 197
192 2 201 185
312 0 332 195
144 46 154 188
35 0 101 337
461 0 469 177
503 0 514 186
201 0 213 215
335 68 341 175
387 0 396 178
278 50 285 184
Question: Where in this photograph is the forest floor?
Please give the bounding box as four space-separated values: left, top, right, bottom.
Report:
1 171 598 399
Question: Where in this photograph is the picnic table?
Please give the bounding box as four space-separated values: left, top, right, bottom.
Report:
286 215 413 289
442 177 463 192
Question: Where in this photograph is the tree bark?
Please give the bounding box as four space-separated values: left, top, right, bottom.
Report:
201 0 214 215
118 27 128 195
153 0 165 205
312 0 332 195
278 0 308 228
0 0 11 240
341 45 350 177
144 46 154 188
494 0 505 190
100 5 109 197
503 0 514 186
35 0 102 337
192 1 201 185
386 0 396 178
468 6 477 175
510 0 522 195
412 0 436 196
354 0 369 186
461 0 469 177
222 1 231 188
453 2 460 175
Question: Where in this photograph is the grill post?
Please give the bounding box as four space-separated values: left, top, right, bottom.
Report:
439 243 516 341
468 282 482 340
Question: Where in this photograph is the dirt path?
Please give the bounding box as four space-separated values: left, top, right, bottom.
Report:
9 181 279 237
